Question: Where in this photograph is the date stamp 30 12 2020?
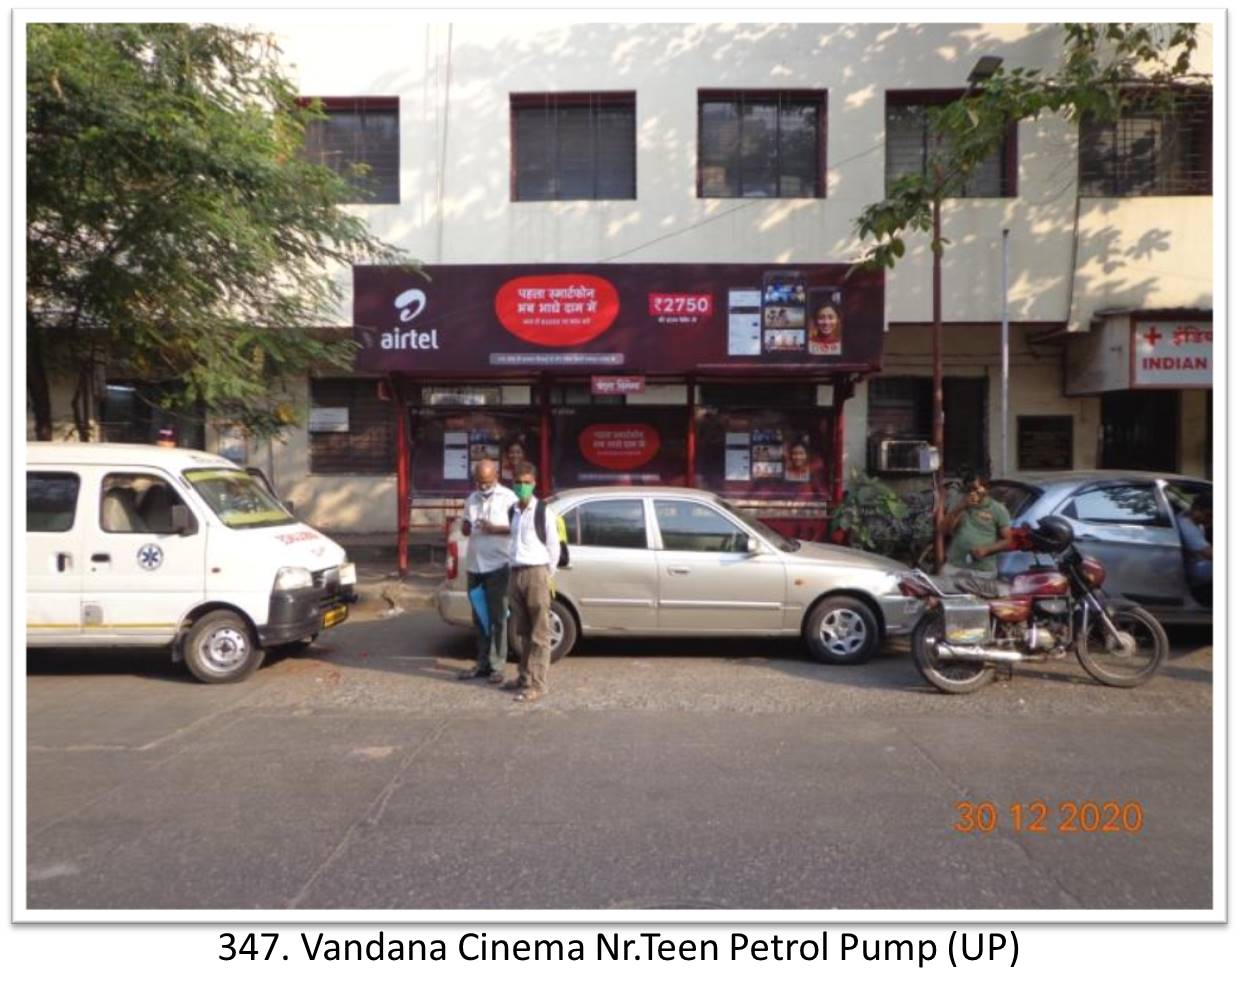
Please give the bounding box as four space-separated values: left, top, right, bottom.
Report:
953 800 1145 835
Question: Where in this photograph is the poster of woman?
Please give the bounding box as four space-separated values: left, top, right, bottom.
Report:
807 288 844 356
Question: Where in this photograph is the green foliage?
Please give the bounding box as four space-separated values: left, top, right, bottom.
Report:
850 22 1209 277
829 470 908 555
26 23 412 438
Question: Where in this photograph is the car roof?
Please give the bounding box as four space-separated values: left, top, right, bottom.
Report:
26 441 239 471
993 470 1207 488
549 486 721 503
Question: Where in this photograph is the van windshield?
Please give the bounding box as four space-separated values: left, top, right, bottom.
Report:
184 469 296 529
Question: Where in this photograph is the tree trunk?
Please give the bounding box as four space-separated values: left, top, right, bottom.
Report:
26 321 53 441
70 362 94 442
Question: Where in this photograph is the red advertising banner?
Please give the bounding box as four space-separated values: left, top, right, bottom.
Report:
694 408 832 498
354 263 883 374
551 407 687 488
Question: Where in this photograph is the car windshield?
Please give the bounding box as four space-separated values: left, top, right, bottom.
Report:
718 500 800 552
184 468 296 529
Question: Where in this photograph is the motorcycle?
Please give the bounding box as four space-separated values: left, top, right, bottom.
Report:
898 515 1169 694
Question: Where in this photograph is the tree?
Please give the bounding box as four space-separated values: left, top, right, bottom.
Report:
26 23 409 441
851 22 1208 568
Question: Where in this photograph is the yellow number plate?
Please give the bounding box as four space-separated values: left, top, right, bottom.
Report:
322 606 348 629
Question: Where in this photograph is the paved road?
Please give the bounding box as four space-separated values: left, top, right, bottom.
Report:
25 608 1213 911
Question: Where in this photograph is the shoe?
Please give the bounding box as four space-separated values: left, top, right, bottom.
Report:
457 667 489 681
501 679 527 691
487 671 505 685
515 689 544 703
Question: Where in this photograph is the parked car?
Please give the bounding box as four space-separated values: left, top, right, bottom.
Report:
990 471 1211 624
437 486 923 664
26 442 356 683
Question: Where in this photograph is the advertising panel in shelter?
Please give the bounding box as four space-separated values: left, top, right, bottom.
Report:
354 264 883 374
409 410 541 497
551 407 688 488
694 409 832 498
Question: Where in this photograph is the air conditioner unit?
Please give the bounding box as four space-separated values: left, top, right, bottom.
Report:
876 438 940 474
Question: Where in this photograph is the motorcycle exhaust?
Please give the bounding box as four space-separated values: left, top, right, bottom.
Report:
931 641 1025 664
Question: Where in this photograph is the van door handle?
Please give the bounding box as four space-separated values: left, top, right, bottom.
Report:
668 567 691 576
56 553 71 572
91 553 111 563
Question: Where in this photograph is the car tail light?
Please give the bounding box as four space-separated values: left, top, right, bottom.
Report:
446 541 459 581
1079 556 1106 588
899 575 931 598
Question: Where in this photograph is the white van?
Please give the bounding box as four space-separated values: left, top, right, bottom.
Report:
26 443 356 683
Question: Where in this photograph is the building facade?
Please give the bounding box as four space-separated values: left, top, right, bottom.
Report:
35 21 1215 539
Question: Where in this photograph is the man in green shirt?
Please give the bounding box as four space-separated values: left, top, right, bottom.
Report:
944 474 1013 576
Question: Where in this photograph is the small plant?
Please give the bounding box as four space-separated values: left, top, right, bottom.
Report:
830 470 909 555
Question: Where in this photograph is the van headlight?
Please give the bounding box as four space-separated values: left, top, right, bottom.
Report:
273 566 314 592
339 561 357 586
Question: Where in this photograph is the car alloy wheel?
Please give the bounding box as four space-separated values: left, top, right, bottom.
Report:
819 606 868 657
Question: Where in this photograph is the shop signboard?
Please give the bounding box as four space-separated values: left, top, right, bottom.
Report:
1132 320 1212 388
591 375 646 395
551 407 687 487
354 264 883 374
695 409 832 498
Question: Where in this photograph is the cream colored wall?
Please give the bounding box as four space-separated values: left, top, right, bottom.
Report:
274 20 1211 330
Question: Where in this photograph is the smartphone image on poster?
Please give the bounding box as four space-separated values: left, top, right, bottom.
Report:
761 271 807 354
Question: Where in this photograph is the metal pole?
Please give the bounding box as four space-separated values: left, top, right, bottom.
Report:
1001 227 1010 477
931 193 945 571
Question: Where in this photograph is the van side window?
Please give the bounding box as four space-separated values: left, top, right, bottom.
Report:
28 472 80 532
100 474 190 534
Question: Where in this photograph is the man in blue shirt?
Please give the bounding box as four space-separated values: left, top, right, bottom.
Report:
1175 492 1212 607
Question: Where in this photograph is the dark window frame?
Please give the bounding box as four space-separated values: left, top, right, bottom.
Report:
300 96 400 205
866 374 989 476
653 498 750 554
1078 86 1212 197
27 472 81 533
884 89 1018 198
510 91 637 202
99 472 196 536
569 498 650 550
1017 415 1074 471
309 378 397 476
696 89 828 199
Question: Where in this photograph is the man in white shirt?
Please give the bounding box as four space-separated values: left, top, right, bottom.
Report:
458 460 518 683
504 462 560 703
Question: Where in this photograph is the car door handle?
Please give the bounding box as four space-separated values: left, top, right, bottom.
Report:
667 567 691 576
1074 532 1099 542
91 553 111 563
56 553 72 572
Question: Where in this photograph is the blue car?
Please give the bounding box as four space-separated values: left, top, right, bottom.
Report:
990 472 1212 624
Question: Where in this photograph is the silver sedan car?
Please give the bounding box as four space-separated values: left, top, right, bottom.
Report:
437 486 923 664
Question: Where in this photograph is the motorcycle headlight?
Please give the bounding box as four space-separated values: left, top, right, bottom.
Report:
273 566 314 592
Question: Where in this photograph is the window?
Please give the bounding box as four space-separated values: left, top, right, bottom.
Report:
98 381 205 449
885 91 1016 197
185 469 295 530
309 379 396 475
512 93 635 201
565 499 647 549
301 97 400 204
28 473 79 532
654 500 747 553
100 474 193 534
1017 416 1074 471
867 376 988 475
1079 89 1211 196
698 90 825 198
1065 485 1165 527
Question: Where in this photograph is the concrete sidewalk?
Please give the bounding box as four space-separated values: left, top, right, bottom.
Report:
353 561 443 616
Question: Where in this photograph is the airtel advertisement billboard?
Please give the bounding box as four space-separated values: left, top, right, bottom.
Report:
353 264 883 374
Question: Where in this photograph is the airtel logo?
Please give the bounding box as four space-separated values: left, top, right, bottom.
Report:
381 288 439 351
394 289 427 322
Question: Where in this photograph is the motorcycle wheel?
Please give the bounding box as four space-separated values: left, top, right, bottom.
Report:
1076 604 1168 688
911 610 995 694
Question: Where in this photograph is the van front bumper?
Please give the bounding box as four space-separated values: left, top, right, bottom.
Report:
258 587 348 646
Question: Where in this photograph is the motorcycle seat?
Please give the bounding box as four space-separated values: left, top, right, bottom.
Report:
951 573 1013 599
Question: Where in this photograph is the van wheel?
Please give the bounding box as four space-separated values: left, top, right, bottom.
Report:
804 596 879 665
508 599 578 663
183 610 264 683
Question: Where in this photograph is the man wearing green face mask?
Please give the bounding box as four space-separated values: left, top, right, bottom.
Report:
505 462 560 704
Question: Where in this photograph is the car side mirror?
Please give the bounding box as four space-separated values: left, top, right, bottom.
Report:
743 534 761 555
170 504 196 537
